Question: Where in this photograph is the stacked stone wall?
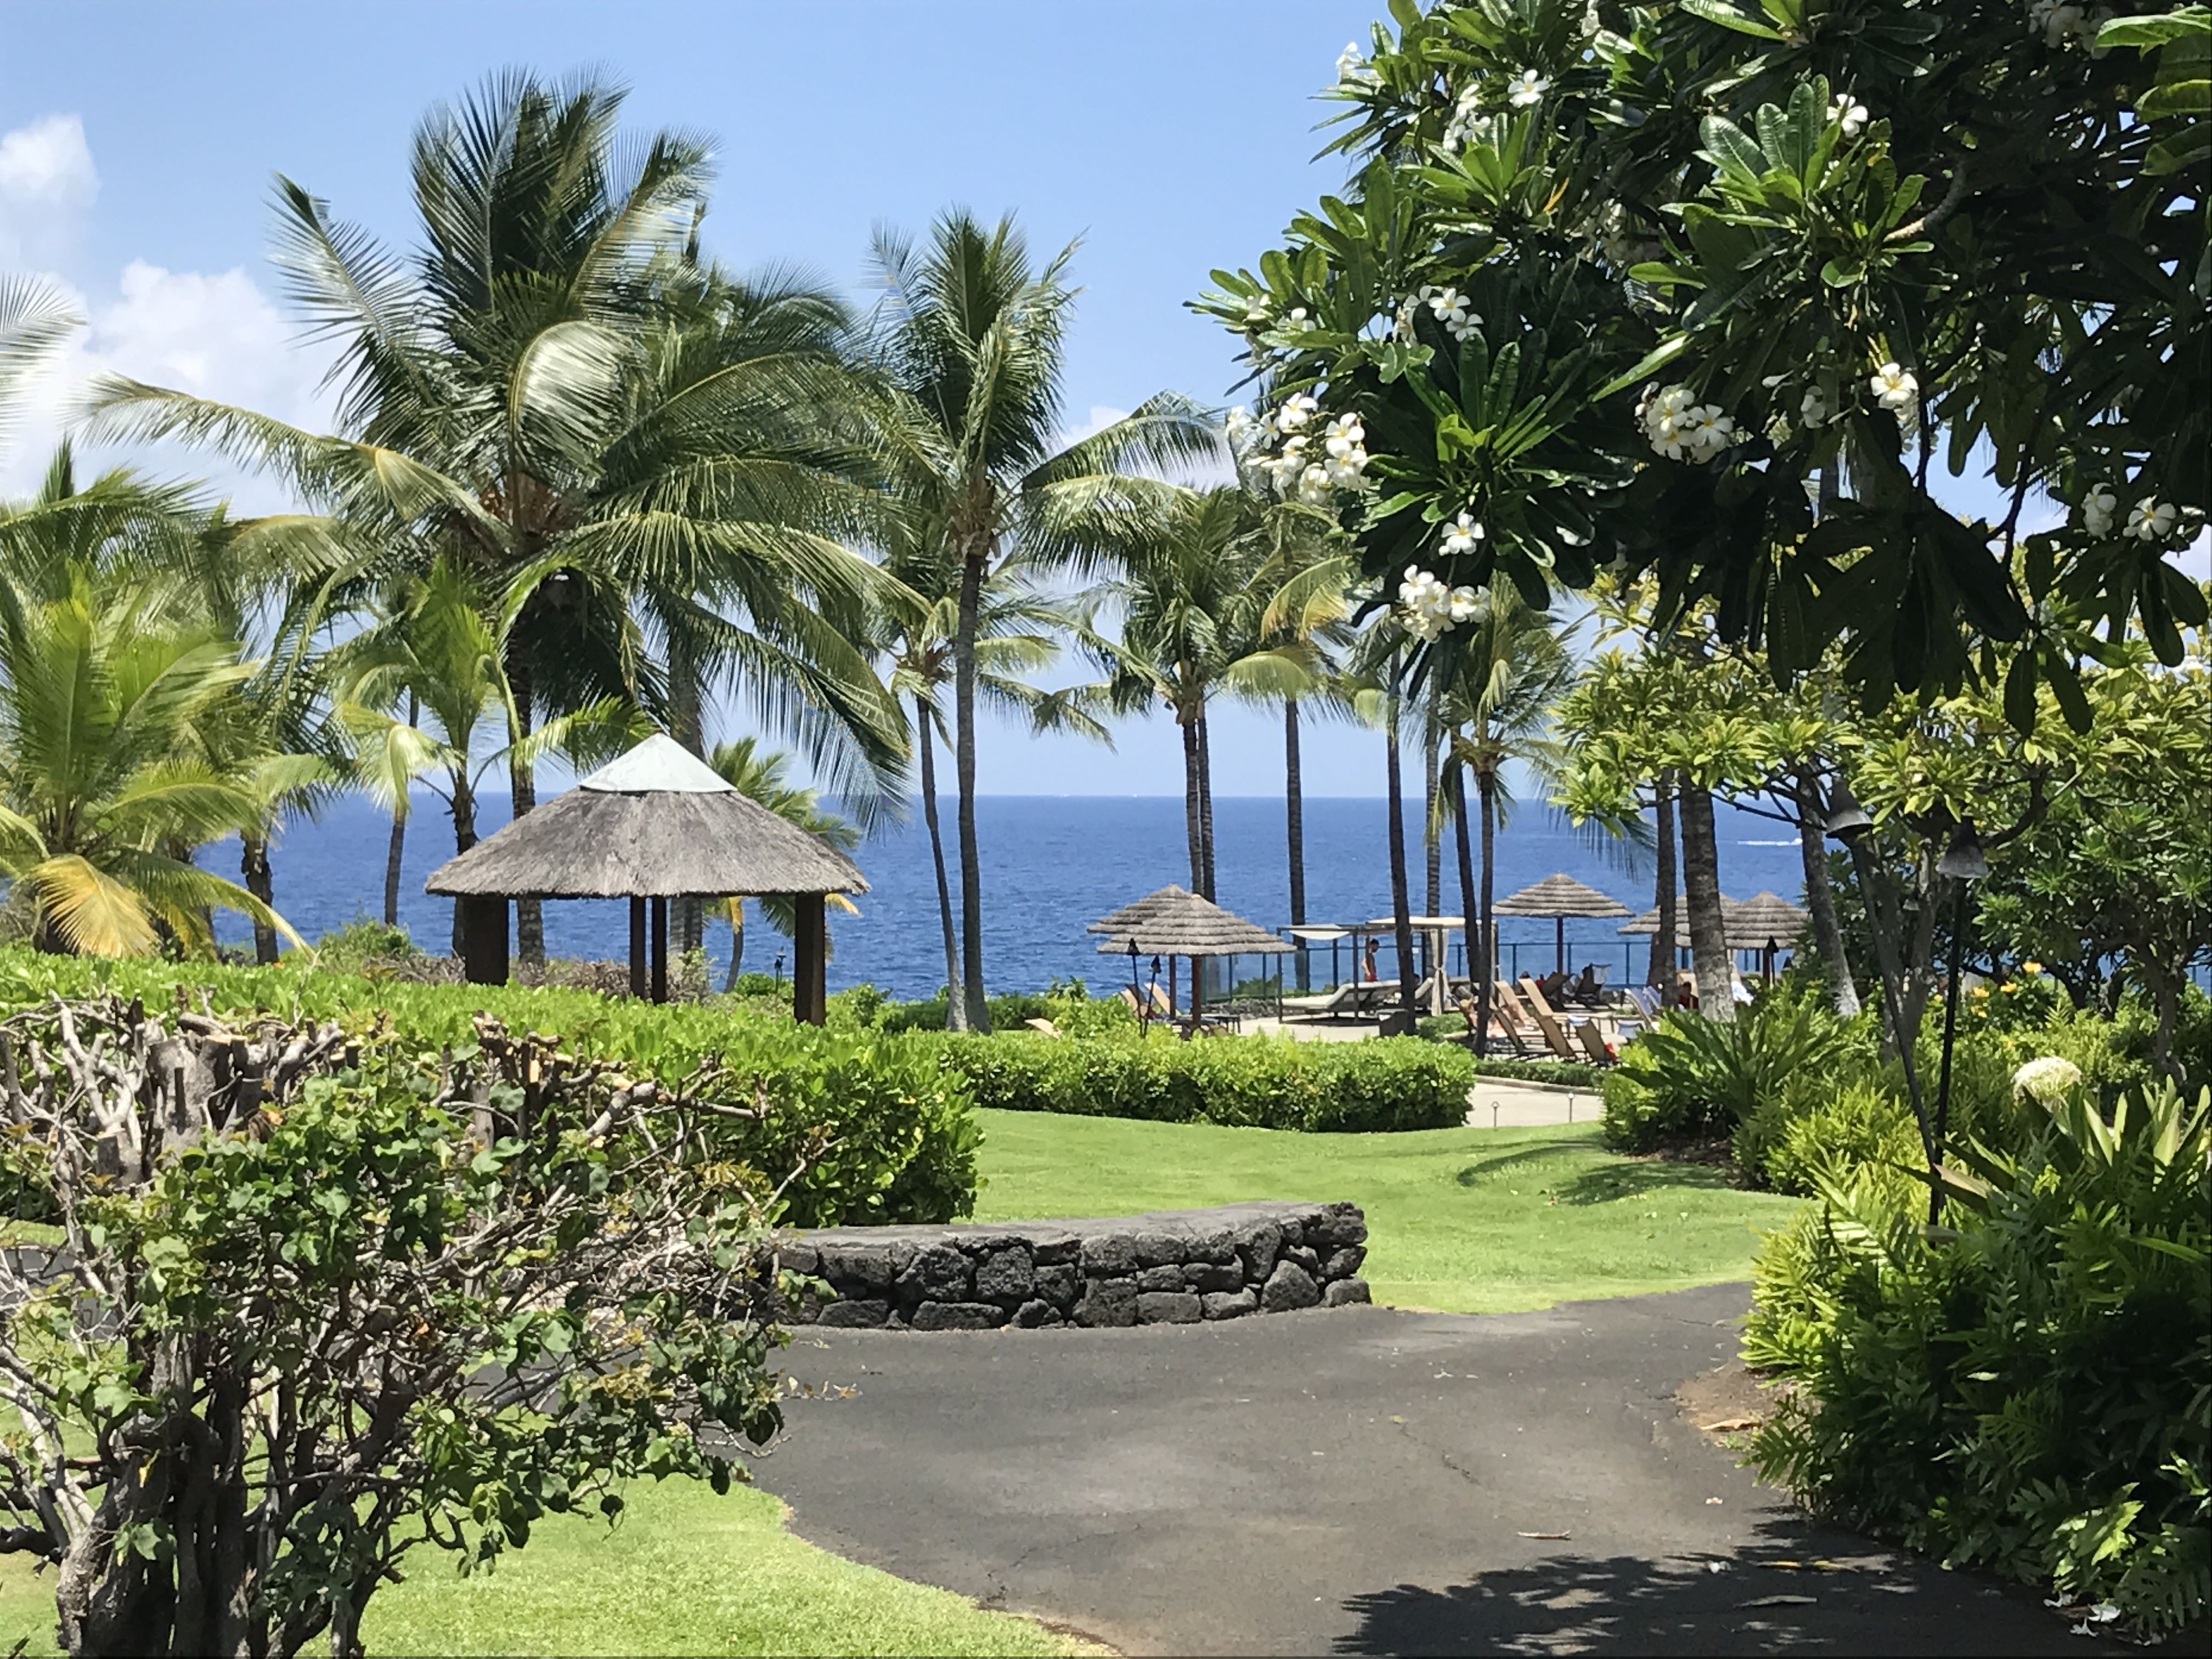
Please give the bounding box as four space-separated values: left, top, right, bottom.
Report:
780 1201 1369 1330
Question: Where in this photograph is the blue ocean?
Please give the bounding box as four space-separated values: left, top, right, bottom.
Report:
208 794 1808 998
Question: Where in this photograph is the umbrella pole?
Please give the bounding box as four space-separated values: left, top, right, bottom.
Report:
1555 916 1565 976
629 898 646 999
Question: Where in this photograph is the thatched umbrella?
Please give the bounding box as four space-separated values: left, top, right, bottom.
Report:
1494 873 1634 973
425 734 867 1019
1734 890 1811 979
1621 892 1803 952
1093 886 1287 1022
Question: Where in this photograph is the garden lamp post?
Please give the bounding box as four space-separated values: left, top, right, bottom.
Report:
1931 819 1989 1222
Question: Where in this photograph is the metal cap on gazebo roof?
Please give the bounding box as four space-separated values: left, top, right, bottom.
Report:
422 732 865 1019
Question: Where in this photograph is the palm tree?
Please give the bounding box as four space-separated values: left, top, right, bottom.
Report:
333 558 629 951
1425 594 1575 1055
92 72 904 966
0 276 76 457
865 210 1214 1028
875 556 1108 1026
0 566 294 956
702 736 861 989
1083 486 1324 900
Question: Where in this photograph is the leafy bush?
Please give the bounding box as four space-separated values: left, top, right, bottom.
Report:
921 1029 1472 1133
309 915 420 971
1733 1077 1923 1198
0 995 788 1657
1745 1082 2212 1637
0 949 979 1226
1600 991 1858 1151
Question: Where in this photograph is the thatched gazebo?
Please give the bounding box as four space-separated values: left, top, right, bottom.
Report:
1621 891 1806 951
424 734 867 1021
1092 885 1288 1024
1494 873 1634 973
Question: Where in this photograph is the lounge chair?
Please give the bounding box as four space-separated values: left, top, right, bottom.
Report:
1624 985 1663 1020
1281 980 1368 1019
1517 977 1588 1063
1488 982 1553 1052
1573 1021 1616 1066
1024 1017 1060 1037
1115 986 1145 1017
1456 993 1541 1057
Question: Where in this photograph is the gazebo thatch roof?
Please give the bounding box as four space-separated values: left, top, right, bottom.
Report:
1494 873 1633 919
1620 891 1805 950
425 734 868 901
1092 887 1287 958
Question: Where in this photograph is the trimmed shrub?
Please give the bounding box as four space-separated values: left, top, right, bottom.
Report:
1734 1077 1922 1197
920 1029 1472 1133
1745 1083 2211 1637
0 950 979 1226
1600 990 1859 1151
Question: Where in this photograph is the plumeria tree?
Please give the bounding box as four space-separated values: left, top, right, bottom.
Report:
1197 1 2207 726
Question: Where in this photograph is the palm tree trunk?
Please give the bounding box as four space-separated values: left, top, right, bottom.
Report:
1384 693 1417 1024
1451 760 1481 1053
383 811 407 930
669 647 707 955
241 834 278 965
508 670 544 967
953 545 991 1032
1678 780 1734 1020
1649 769 1678 988
449 773 478 957
1423 728 1442 922
1285 698 1307 991
917 697 966 1030
1180 714 1205 894
1197 707 1217 902
1794 765 1859 1015
385 691 416 929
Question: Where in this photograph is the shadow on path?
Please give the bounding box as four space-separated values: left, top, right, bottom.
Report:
1335 1514 2141 1656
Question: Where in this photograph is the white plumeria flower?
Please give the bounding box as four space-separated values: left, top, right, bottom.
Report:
1427 285 1472 328
2012 1055 2083 1103
1278 392 1319 431
1506 69 1550 108
1325 455 1369 490
1224 407 1252 446
1284 306 1314 333
2129 496 2179 541
1244 300 1271 328
1688 407 1737 459
2080 486 2117 537
1323 414 1365 458
1337 43 1368 83
1799 386 1830 428
1448 585 1480 623
1297 464 1334 505
1440 511 1486 556
1870 362 1919 411
1830 94 1869 139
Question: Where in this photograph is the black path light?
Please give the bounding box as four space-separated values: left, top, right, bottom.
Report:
1931 818 1990 1222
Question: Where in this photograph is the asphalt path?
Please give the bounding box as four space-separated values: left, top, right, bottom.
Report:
752 1283 2146 1656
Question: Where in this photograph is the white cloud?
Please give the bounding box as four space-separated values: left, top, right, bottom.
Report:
0 114 98 267
1 117 333 506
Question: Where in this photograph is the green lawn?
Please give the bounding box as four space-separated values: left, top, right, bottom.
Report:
969 1109 1800 1312
0 1481 1092 1657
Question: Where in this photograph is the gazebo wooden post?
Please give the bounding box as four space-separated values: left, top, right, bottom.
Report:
1555 915 1566 975
457 896 509 985
629 898 647 999
650 897 669 1003
791 893 826 1025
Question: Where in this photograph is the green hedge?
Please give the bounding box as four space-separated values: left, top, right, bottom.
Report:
918 1028 1473 1132
0 950 978 1228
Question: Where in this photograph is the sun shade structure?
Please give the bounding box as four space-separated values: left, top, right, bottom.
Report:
1493 873 1634 973
1092 886 1287 1024
1621 891 1805 952
425 734 867 1019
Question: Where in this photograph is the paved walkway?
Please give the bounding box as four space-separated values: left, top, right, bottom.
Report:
754 1285 2144 1656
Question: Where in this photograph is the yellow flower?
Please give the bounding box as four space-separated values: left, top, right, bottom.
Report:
2022 960 2043 974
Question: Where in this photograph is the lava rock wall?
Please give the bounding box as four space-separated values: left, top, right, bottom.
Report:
780 1201 1370 1330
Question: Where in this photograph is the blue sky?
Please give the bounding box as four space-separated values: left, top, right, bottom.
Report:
4 3 2199 798
2 0 1406 794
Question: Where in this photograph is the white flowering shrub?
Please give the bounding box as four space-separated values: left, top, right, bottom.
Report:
2012 1053 2086 1102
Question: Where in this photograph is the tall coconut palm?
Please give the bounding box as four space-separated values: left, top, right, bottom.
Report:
1425 594 1574 1055
865 210 1215 1028
91 72 904 966
1082 485 1325 901
0 566 295 956
0 276 76 458
333 558 631 950
702 736 861 989
875 556 1109 1025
